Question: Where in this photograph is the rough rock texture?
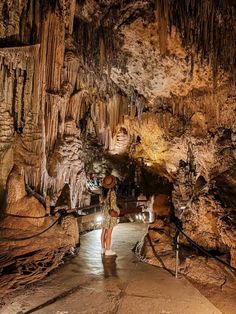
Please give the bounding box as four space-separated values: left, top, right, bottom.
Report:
0 166 79 295
0 0 236 292
111 18 214 101
137 219 235 288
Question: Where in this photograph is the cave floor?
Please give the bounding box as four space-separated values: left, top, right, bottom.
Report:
0 223 222 314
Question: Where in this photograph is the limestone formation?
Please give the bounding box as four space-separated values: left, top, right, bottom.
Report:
0 0 236 294
0 166 79 295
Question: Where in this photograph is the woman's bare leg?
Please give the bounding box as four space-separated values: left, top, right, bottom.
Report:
101 228 107 249
105 228 113 250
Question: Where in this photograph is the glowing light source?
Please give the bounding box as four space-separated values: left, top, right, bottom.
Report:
96 215 102 223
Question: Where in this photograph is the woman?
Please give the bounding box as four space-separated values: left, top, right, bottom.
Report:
100 175 120 256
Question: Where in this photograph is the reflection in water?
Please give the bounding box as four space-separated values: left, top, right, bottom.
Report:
102 255 118 278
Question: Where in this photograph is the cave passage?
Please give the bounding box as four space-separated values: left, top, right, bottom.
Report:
0 0 236 313
0 223 221 314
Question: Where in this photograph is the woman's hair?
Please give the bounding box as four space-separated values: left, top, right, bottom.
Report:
101 187 109 198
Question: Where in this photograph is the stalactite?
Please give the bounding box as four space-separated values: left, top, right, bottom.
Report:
99 33 106 69
63 51 80 88
66 90 87 125
73 17 117 76
156 0 236 81
107 94 120 136
59 0 76 35
42 11 65 92
0 45 41 194
155 0 170 55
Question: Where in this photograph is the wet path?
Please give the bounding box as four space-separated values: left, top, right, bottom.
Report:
1 223 221 314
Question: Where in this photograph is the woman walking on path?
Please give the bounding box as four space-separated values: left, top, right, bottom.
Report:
100 175 120 256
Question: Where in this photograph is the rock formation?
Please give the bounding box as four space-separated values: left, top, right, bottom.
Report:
0 0 235 294
0 166 78 295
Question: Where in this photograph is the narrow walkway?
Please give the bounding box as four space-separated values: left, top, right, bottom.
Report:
1 223 221 314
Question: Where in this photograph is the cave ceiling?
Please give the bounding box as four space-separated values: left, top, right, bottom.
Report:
0 0 235 205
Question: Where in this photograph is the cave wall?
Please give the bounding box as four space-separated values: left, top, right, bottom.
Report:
1 0 235 207
0 0 236 291
0 0 87 207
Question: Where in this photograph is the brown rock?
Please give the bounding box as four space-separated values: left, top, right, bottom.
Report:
6 165 27 204
153 194 170 217
230 248 236 268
